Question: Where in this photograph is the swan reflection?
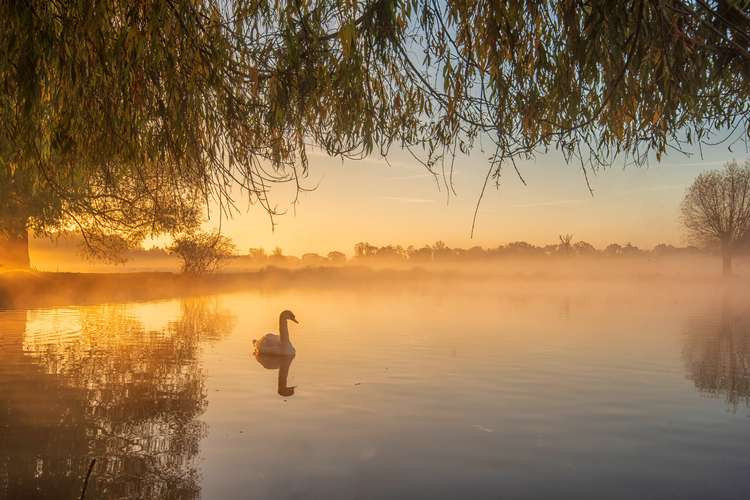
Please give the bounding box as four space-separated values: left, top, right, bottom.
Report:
254 353 296 396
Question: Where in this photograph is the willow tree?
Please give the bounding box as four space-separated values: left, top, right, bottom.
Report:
681 160 750 275
4 1 750 267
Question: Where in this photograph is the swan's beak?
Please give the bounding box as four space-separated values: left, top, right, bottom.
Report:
290 317 299 324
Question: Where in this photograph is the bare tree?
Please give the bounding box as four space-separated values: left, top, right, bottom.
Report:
682 160 750 275
558 234 574 255
169 232 235 274
354 242 378 259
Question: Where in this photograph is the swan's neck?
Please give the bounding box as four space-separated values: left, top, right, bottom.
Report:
279 317 290 345
278 359 290 388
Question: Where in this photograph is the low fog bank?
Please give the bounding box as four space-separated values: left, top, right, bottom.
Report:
2 254 749 310
30 235 181 273
18 232 750 312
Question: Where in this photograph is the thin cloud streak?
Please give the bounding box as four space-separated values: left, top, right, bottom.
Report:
657 160 725 168
305 149 420 171
380 196 436 204
384 173 436 181
626 184 687 193
511 185 687 208
511 199 586 208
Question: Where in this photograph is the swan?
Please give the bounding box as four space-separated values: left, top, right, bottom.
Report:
253 310 298 356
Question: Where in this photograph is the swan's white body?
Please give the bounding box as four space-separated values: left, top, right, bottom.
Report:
253 310 298 356
253 333 296 356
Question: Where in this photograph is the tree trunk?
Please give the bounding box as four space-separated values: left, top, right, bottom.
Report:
1 173 32 269
721 242 732 277
0 224 30 269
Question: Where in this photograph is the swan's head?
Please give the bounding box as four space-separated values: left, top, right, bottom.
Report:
280 310 298 324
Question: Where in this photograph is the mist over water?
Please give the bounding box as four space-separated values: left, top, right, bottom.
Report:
1 277 749 499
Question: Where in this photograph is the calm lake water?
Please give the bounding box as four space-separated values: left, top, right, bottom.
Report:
1 282 749 499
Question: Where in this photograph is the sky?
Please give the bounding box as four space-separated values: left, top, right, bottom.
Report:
202 143 744 257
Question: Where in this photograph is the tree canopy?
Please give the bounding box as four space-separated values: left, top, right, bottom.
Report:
3 1 750 262
169 231 235 273
681 160 750 274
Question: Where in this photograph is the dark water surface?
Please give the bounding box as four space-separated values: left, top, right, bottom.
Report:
1 283 749 499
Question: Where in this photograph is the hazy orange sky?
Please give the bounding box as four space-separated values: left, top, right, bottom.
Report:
203 144 739 256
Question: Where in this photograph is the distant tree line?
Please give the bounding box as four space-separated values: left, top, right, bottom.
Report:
239 238 713 266
29 228 749 276
32 230 729 266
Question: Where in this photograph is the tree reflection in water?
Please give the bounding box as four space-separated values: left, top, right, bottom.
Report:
683 298 750 412
0 298 235 499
